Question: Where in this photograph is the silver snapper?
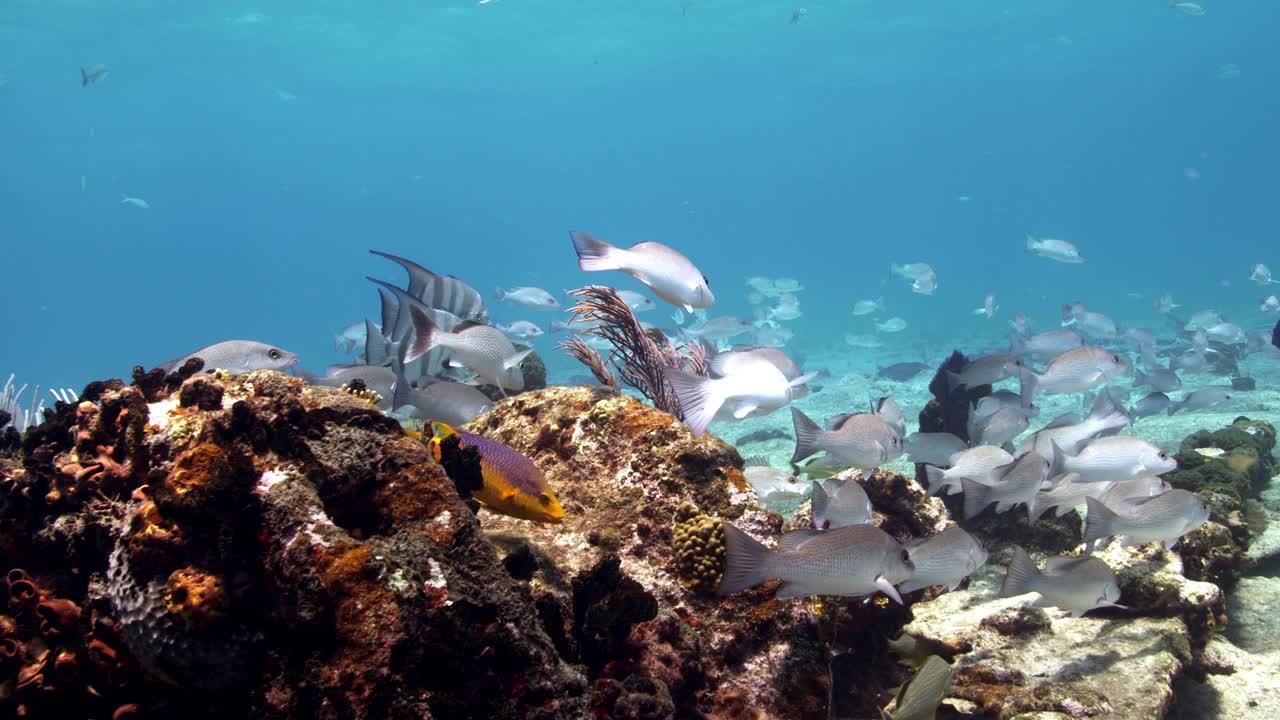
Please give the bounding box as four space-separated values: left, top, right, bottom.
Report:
497 320 544 342
743 458 809 504
406 308 532 395
1028 473 1113 523
1084 490 1208 551
667 355 812 437
969 405 1029 447
718 523 914 601
1133 365 1181 393
1020 346 1129 403
1131 392 1172 419
946 354 1024 391
1168 387 1231 416
923 445 1014 496
999 547 1122 617
1016 391 1130 458
1025 234 1084 263
898 527 988 594
1050 435 1177 483
961 451 1048 519
811 478 873 529
570 231 714 312
1008 329 1082 359
158 340 298 375
391 375 494 427
495 286 560 311
791 407 903 478
904 432 968 467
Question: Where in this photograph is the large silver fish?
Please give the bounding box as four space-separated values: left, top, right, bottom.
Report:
570 231 714 312
667 354 812 437
904 432 968 467
392 375 494 427
158 340 297 375
718 523 913 601
898 527 988 594
923 445 1012 496
406 307 531 395
1020 346 1129 403
1000 547 1122 617
791 407 902 478
1015 391 1130 458
1050 435 1176 484
1084 490 1209 551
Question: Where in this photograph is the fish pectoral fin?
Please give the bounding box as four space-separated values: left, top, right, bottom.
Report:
683 304 694 314
875 575 904 605
733 403 758 419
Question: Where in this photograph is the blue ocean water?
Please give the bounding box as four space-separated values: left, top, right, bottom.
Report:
2 1 1278 391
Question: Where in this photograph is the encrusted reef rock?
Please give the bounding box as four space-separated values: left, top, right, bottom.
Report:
469 386 830 718
901 565 1195 720
0 369 589 719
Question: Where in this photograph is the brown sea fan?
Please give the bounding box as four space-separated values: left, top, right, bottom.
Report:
561 286 707 418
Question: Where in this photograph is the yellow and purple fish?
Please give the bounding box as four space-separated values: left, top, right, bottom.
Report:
426 421 564 524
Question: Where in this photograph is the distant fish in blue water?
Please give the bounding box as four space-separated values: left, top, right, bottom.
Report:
1153 293 1181 314
1259 295 1278 314
1170 2 1205 16
616 290 656 312
1131 391 1172 419
1167 387 1231 415
789 7 807 24
1008 329 1081 359
495 286 560 311
80 64 108 86
1249 263 1276 285
158 340 297 375
946 353 1023 391
497 320 544 342
1025 234 1083 264
972 293 998 319
683 316 752 342
874 317 907 333
570 231 714 312
876 362 929 382
335 322 369 354
743 457 808 504
1060 303 1117 339
1133 364 1181 393
852 297 885 316
120 194 150 209
845 334 884 349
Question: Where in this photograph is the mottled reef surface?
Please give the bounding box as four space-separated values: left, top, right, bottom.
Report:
0 367 1275 719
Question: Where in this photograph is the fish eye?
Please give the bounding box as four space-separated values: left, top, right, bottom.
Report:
538 493 551 506
702 274 710 287
900 550 911 565
1158 451 1167 459
1112 354 1121 363
268 349 281 359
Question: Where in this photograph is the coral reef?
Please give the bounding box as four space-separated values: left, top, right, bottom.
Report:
0 368 591 718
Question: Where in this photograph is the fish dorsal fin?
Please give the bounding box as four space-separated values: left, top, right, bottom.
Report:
780 528 826 552
430 421 460 442
825 413 855 431
743 455 772 468
454 320 488 333
1042 412 1079 430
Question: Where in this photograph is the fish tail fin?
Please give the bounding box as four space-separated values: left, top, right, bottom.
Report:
789 407 825 464
923 465 947 496
80 67 88 86
944 370 962 394
392 367 413 413
406 305 439 364
1009 331 1027 356
961 477 991 520
570 231 621 272
810 480 829 529
1083 496 1117 552
1167 401 1181 416
1018 367 1039 408
1134 368 1148 386
664 367 724 437
366 319 388 365
999 546 1041 598
1025 233 1036 251
718 523 772 596
1027 493 1050 523
1048 440 1070 478
495 287 507 302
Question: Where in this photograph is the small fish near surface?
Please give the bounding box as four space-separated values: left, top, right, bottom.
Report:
120 194 150 209
495 286 560 311
80 64 108 86
999 546 1122 617
881 654 956 720
570 231 713 312
157 340 298 375
718 523 913 602
1025 234 1083 263
426 422 563 523
898 527 988 594
1084 490 1208 552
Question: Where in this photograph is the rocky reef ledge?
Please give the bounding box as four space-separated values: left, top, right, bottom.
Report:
0 373 1274 719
